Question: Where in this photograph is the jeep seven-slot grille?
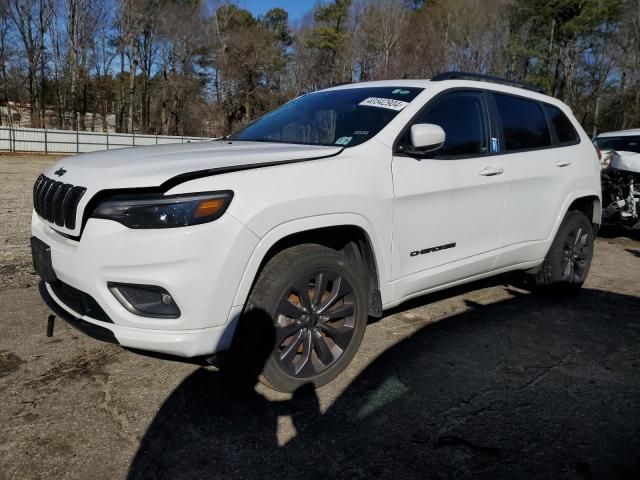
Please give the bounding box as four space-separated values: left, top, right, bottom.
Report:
33 175 86 229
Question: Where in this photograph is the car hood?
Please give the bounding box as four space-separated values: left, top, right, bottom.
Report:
36 140 343 237
43 140 343 190
610 150 640 174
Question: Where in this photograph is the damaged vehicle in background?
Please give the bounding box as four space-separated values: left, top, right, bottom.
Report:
594 129 640 233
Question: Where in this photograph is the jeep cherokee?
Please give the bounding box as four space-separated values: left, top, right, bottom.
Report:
32 73 602 392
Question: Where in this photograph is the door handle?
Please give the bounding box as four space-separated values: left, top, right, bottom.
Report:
479 166 504 177
555 160 572 167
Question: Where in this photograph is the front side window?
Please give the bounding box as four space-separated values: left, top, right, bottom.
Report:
399 91 489 156
544 104 579 144
494 93 551 151
594 136 640 154
231 87 423 148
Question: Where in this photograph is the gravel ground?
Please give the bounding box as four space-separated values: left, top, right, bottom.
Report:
0 155 59 291
1 154 639 480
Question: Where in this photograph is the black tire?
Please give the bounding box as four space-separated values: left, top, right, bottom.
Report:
239 243 369 393
530 210 595 291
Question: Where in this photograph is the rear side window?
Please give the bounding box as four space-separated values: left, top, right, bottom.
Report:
544 104 579 144
494 94 551 151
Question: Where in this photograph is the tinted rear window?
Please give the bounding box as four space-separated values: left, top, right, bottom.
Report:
494 94 551 151
544 104 579 144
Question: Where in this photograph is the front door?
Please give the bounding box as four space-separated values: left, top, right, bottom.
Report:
391 90 508 299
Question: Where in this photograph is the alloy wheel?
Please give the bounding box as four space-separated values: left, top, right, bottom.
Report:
560 225 591 283
273 269 357 378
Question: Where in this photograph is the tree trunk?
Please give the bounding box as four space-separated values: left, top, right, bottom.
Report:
0 21 9 127
141 31 152 133
117 50 125 132
0 63 9 127
28 58 39 128
592 92 600 138
50 6 64 129
128 56 137 133
80 74 87 131
38 0 47 128
101 96 108 133
619 70 627 130
161 100 168 135
68 0 79 130
635 85 640 127
172 97 179 136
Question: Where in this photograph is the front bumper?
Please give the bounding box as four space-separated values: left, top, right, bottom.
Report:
41 280 237 356
40 281 119 345
32 210 259 357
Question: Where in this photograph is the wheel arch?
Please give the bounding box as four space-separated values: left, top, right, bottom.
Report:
231 215 388 315
544 190 601 257
567 195 602 227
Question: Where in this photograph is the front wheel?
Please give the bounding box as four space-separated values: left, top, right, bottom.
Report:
240 244 369 393
530 210 595 291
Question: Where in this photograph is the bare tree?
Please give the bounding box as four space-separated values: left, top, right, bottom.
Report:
353 0 409 80
619 0 640 128
0 5 12 126
116 0 142 133
3 0 45 126
88 0 116 131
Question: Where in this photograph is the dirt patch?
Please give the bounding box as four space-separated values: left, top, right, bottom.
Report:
0 155 59 291
0 350 25 378
25 348 120 390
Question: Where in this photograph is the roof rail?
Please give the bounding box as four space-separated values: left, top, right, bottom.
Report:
431 71 545 94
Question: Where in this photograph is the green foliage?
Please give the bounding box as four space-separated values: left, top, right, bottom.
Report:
216 4 256 32
512 0 623 42
509 0 625 96
305 0 352 53
262 8 293 46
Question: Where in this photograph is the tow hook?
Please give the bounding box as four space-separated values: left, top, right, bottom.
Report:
46 314 55 337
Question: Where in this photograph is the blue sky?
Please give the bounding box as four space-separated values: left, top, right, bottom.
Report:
239 0 317 21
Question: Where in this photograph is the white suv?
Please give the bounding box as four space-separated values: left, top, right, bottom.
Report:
32 73 602 392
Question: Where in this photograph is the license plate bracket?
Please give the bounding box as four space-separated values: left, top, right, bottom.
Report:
31 237 58 283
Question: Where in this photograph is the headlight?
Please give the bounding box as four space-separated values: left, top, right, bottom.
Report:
93 191 233 229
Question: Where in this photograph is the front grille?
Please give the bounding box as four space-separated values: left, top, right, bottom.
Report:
33 175 86 229
50 281 113 323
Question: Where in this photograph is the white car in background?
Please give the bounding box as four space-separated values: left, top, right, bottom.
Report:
32 72 602 392
594 129 640 231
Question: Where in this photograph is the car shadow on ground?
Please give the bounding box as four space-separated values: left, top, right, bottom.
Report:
127 287 640 480
598 225 640 242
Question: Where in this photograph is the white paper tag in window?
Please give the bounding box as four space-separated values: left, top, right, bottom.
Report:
359 97 409 111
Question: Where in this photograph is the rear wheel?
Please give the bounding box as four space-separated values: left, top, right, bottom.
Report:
530 210 595 291
242 244 368 393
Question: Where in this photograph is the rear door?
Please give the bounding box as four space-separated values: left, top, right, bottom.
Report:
391 90 509 297
489 93 581 268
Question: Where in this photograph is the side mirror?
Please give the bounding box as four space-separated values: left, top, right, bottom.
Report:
410 123 446 152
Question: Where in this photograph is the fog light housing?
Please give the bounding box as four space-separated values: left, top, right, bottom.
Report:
108 283 181 318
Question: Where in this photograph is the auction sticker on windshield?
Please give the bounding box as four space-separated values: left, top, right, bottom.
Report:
359 97 410 111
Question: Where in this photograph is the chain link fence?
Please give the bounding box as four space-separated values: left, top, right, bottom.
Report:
0 126 210 154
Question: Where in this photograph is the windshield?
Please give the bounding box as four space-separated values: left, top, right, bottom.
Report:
230 87 423 148
594 136 640 154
